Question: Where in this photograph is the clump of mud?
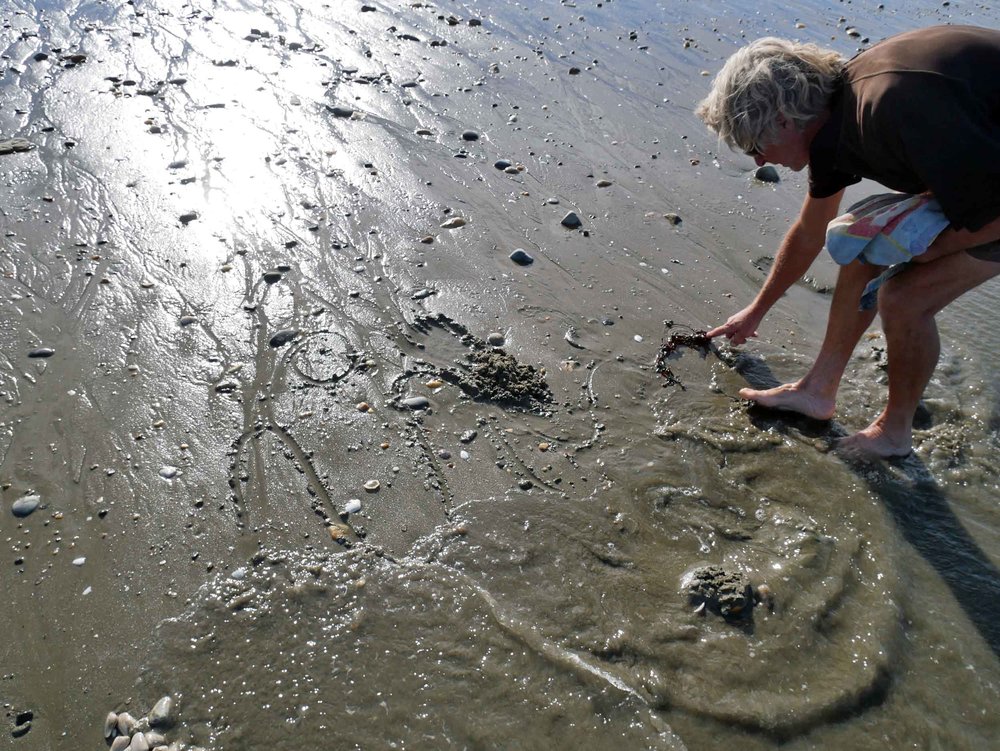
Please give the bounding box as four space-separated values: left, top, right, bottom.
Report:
440 347 553 409
682 565 755 620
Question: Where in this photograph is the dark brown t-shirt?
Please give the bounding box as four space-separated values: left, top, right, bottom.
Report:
809 25 1000 231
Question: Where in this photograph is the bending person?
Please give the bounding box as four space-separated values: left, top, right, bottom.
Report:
697 25 1000 458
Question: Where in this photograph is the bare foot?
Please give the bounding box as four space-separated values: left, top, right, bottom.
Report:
836 423 912 459
739 383 836 421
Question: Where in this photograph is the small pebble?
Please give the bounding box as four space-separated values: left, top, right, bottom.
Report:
129 732 150 751
262 270 283 284
110 737 130 751
159 466 179 480
357 402 371 412
179 211 199 224
560 211 582 229
459 430 477 443
104 712 119 739
328 105 355 118
437 450 452 460
269 328 299 347
440 217 467 229
664 212 682 225
344 498 362 514
117 712 137 736
28 347 55 358
402 396 429 410
494 159 512 170
363 480 380 493
509 249 534 266
461 130 480 141
754 165 780 183
486 332 505 346
596 179 613 187
425 378 444 389
148 696 174 728
12 495 41 518
72 556 86 566
179 315 198 327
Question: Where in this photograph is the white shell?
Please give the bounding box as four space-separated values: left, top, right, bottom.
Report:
344 499 362 514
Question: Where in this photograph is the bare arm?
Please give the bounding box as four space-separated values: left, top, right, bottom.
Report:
708 189 845 344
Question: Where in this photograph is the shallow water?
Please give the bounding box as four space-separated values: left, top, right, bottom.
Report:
1 1 999 749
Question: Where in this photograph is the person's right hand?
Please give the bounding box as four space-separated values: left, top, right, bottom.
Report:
706 305 762 346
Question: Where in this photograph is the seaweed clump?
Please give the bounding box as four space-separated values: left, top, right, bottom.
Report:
654 325 713 387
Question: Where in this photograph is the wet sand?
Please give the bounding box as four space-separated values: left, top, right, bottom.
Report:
2 1 999 749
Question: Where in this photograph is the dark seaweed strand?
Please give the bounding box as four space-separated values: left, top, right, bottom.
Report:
654 327 712 387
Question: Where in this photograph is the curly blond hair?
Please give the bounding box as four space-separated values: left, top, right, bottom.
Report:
696 37 845 154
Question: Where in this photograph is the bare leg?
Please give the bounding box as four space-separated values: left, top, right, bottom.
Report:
741 259 882 419
839 252 1000 457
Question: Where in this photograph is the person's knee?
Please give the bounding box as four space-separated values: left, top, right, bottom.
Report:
877 277 928 323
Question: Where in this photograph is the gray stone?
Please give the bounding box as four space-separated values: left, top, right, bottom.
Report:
493 159 512 170
110 736 130 751
486 332 505 346
11 495 40 518
178 211 198 224
28 347 55 358
509 249 534 266
269 329 299 348
148 696 174 728
262 270 283 284
0 138 33 155
560 211 582 229
328 105 355 118
461 130 480 141
402 396 429 410
754 165 780 183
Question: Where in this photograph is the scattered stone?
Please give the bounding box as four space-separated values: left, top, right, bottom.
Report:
0 138 34 155
486 332 505 346
493 159 512 170
518 479 534 490
179 315 198 327
215 380 239 393
361 4 376 10
569 66 581 75
664 212 682 225
11 495 40 518
148 696 174 729
420 235 434 244
117 712 138 736
415 128 433 136
179 211 198 224
328 105 355 118
104 712 119 739
596 179 613 187
262 270 283 284
363 480 380 493
459 430 478 443
509 249 534 266
682 565 754 620
411 288 434 300
28 347 55 358
357 401 371 412
72 556 86 566
754 165 780 183
128 732 150 751
159 466 179 480
437 449 452 460
402 395 430 410
269 329 299 348
440 217 467 229
461 130 480 141
344 498 362 514
560 211 582 229
110 736 130 751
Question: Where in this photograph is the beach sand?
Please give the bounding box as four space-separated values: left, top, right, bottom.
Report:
2 1 999 748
